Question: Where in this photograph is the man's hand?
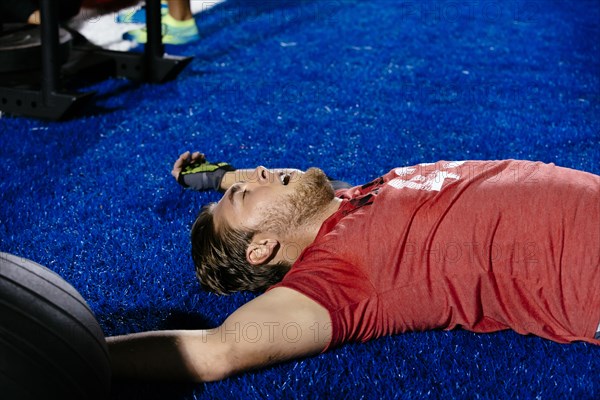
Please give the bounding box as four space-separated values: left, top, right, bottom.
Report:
171 151 206 181
172 151 235 192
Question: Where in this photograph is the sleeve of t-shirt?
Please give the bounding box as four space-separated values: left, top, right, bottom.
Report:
268 241 378 352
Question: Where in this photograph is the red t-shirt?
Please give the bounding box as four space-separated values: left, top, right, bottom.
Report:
270 160 600 349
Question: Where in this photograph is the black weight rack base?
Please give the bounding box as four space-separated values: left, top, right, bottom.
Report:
0 0 192 121
0 87 94 121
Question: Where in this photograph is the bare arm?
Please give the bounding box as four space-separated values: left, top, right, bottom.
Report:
107 288 332 382
171 151 302 192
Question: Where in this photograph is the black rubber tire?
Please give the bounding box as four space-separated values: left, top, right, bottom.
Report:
0 252 111 400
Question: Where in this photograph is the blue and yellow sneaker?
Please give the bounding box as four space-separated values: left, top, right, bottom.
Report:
122 13 200 45
116 1 168 24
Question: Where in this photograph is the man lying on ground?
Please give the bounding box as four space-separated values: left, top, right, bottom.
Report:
108 152 600 382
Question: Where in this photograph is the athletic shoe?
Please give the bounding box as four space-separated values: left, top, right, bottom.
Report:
116 1 168 24
122 13 200 45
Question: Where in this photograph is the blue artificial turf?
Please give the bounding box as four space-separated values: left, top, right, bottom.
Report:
1 0 599 398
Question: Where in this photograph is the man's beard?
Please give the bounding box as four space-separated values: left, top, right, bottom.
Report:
260 167 335 235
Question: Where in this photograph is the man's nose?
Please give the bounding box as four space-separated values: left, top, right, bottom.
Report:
255 166 271 184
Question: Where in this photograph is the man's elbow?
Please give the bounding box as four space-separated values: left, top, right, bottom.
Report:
189 339 272 383
184 334 234 383
195 358 232 383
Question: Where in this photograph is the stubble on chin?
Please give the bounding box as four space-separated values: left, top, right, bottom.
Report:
261 168 335 234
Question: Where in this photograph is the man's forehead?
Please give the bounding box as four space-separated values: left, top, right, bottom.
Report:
212 195 229 231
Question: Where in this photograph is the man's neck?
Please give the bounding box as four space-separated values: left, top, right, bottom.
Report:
279 197 343 264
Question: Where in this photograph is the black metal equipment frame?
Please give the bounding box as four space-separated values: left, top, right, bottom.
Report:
0 0 192 120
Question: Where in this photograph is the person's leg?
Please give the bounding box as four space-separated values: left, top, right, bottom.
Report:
1 0 81 24
0 0 38 23
27 10 41 24
117 0 191 24
122 0 199 45
167 0 192 21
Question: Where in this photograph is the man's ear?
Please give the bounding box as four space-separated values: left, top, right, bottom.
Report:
246 238 280 266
